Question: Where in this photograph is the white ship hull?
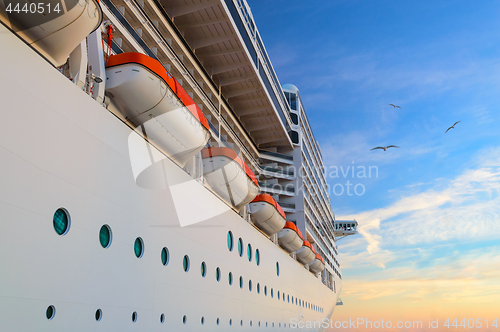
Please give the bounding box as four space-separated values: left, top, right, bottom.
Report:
0 25 341 331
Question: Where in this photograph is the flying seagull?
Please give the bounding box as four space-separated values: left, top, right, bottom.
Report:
445 121 460 133
389 104 401 109
371 145 399 151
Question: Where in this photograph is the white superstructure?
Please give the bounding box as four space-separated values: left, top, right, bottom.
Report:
0 0 357 330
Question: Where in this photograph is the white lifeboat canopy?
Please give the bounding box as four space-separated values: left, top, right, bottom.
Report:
105 52 210 167
201 147 259 212
0 0 103 67
277 221 303 253
249 194 286 236
309 254 325 274
296 240 316 265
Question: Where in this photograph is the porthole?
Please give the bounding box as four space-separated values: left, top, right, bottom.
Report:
183 315 187 324
288 295 290 303
53 208 70 235
276 262 280 276
247 243 252 261
230 319 232 326
227 231 233 251
161 247 169 266
216 267 221 281
239 276 243 289
95 309 102 321
228 272 233 285
255 249 260 265
238 238 243 257
283 293 285 302
217 318 220 325
266 322 268 327
273 322 275 327
132 311 137 323
250 321 253 326
240 320 243 326
183 255 190 272
201 262 207 277
259 321 261 327
99 225 112 248
278 291 280 300
160 313 165 323
46 305 56 320
257 283 260 294
271 288 274 298
249 280 252 291
264 286 267 296
134 237 144 258
201 317 205 325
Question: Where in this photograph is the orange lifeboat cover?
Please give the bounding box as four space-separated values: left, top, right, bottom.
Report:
315 253 325 264
284 221 303 240
251 193 286 219
202 147 258 187
106 52 209 130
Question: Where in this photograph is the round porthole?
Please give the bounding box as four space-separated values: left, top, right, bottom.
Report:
230 319 232 326
53 208 70 236
249 280 252 291
276 262 280 276
183 315 187 324
95 309 102 321
264 286 267 296
271 288 274 298
217 318 220 325
238 238 243 257
99 225 112 248
257 283 260 294
255 249 260 266
134 237 144 258
201 317 205 325
239 276 243 289
160 313 165 323
201 262 207 277
46 305 56 320
278 291 280 300
228 272 233 285
247 243 252 262
240 320 243 326
216 267 221 281
132 311 137 322
161 247 169 266
183 255 190 272
227 231 233 251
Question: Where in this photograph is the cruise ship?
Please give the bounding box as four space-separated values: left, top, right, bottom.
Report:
0 0 358 330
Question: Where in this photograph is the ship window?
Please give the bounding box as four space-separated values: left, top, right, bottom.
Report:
201 262 207 277
259 321 261 327
201 317 205 325
53 208 70 235
290 93 297 110
230 319 232 326
266 322 268 327
250 321 253 326
183 255 190 272
264 286 267 296
271 288 274 298
161 247 169 266
249 280 252 291
227 231 233 251
216 267 221 281
95 309 102 321
257 283 260 294
132 311 137 322
238 238 243 257
247 244 252 261
278 291 280 300
291 112 299 125
99 225 112 248
160 313 165 323
255 249 260 266
46 305 56 320
134 237 144 258
240 320 243 326
239 276 243 289
288 295 290 303
276 262 280 276
229 272 233 285
217 318 220 325
183 315 187 324
283 293 285 302
289 130 299 144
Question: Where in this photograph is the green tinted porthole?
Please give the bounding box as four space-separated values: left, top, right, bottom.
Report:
46 305 56 320
227 231 233 251
53 208 70 236
183 255 190 272
134 237 144 258
201 262 207 277
278 291 280 300
264 286 267 296
276 262 280 276
255 249 260 266
99 225 112 248
161 247 169 266
228 272 233 285
271 288 274 298
239 276 243 289
247 244 252 262
216 267 221 281
238 238 243 257
249 280 252 291
257 283 260 294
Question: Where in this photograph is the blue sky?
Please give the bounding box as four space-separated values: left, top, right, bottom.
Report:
249 1 500 328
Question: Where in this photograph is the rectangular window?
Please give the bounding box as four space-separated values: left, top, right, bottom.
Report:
290 93 297 110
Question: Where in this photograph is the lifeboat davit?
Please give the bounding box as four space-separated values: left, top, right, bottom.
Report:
277 221 303 253
201 147 259 211
105 52 210 167
296 240 316 265
0 0 102 67
249 194 286 236
309 254 325 274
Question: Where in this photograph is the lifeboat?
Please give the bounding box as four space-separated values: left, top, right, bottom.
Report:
201 147 259 212
249 194 286 236
309 254 325 274
277 221 303 253
105 52 210 167
295 240 316 265
0 0 102 67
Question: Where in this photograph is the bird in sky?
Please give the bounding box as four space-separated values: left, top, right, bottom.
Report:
389 104 401 109
371 145 399 151
445 121 461 133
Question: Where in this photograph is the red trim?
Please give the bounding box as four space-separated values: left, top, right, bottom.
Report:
106 52 209 130
251 193 286 220
201 147 259 187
